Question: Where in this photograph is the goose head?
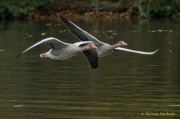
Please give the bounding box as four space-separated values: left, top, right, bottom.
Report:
111 41 128 49
40 53 49 59
117 41 128 47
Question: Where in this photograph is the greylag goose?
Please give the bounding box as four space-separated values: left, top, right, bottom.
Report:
60 16 158 57
17 37 98 68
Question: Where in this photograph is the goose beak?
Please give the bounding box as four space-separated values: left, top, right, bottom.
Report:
124 42 128 46
40 54 43 58
121 41 128 47
40 53 48 59
91 44 97 49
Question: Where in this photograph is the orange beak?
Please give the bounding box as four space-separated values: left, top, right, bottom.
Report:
91 44 97 49
121 41 128 47
40 53 48 59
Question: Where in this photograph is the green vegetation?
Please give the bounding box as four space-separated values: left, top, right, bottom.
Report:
132 0 180 18
0 0 51 20
0 0 180 21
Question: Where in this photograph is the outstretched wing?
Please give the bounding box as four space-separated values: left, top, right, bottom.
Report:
114 47 159 55
17 37 69 57
60 16 102 46
74 41 98 69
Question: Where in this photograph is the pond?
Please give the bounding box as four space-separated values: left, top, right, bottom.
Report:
0 19 180 119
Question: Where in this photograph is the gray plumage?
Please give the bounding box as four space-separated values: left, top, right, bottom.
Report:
17 37 98 68
60 16 158 57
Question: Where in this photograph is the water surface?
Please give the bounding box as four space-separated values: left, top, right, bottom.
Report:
0 19 180 119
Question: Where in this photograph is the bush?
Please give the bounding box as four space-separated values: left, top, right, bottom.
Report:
0 0 51 20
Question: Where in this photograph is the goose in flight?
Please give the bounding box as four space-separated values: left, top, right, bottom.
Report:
17 37 98 68
60 16 158 57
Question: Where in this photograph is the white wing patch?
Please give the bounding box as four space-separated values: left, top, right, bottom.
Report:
73 41 94 47
115 47 159 55
21 37 69 54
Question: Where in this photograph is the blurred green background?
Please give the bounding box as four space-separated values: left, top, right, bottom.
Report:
0 0 180 22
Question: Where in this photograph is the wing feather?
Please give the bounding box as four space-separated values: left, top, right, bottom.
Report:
17 37 69 57
74 41 98 68
60 16 102 46
114 47 159 55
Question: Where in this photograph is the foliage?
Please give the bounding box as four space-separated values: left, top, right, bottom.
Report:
133 0 180 18
0 0 180 21
0 0 51 20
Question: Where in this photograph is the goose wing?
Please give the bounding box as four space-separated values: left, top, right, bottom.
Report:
74 41 98 69
60 16 102 46
17 37 69 57
114 47 158 55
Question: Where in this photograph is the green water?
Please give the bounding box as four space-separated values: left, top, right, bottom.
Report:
0 19 179 119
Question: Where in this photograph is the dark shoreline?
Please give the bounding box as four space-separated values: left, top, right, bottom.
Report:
0 0 180 23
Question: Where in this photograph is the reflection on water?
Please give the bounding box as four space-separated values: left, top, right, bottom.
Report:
0 19 180 119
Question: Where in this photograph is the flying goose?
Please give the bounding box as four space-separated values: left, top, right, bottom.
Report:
60 16 158 57
17 37 98 68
